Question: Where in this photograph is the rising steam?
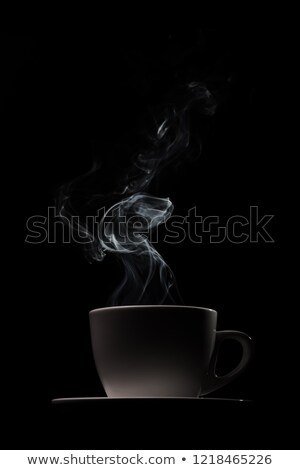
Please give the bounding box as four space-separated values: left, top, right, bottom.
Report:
57 82 216 305
99 194 174 305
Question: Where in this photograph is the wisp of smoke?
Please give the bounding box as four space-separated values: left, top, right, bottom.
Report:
57 82 216 305
99 194 174 305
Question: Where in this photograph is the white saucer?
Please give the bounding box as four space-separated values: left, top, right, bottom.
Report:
52 397 251 404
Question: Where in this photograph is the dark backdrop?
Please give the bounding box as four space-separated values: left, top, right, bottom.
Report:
3 22 292 449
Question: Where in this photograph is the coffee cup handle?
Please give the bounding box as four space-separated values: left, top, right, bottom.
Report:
201 330 253 396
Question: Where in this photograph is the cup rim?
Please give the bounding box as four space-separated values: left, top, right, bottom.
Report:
89 305 217 315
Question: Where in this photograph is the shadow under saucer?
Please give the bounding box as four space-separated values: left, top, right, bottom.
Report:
50 395 254 448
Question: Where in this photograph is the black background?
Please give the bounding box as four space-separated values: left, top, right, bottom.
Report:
3 20 293 449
